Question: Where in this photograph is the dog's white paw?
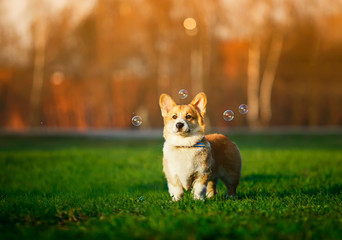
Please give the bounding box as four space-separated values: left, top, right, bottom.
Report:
171 195 183 201
193 182 207 201
193 194 205 201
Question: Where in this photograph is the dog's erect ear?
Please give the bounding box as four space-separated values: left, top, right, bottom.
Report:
159 94 176 117
190 92 207 117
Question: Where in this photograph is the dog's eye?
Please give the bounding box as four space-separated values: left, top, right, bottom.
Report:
172 115 177 119
185 115 192 120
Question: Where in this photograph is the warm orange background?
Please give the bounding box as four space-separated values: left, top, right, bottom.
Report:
0 0 341 129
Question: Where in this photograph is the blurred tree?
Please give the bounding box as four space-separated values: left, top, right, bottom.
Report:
219 0 342 127
30 14 48 126
259 32 284 126
246 38 261 127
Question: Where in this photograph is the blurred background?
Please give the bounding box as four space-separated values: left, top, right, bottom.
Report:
0 0 341 131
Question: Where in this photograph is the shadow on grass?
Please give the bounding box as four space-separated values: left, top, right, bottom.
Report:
127 174 341 199
238 184 342 200
126 181 167 193
0 180 168 200
241 173 292 183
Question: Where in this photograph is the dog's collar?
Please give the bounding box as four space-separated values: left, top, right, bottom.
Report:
193 142 206 147
175 139 206 148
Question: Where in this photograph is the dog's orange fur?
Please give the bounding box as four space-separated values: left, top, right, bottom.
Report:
163 104 205 139
205 133 241 196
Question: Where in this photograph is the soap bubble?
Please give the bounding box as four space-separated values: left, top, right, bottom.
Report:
132 116 142 126
238 104 248 114
178 89 188 99
223 110 234 121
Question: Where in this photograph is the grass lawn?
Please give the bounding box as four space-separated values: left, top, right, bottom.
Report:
0 134 341 239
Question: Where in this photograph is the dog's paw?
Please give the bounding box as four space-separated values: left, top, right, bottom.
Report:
206 190 217 198
171 195 183 201
194 196 205 201
193 193 205 201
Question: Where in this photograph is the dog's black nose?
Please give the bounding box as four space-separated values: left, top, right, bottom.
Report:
176 122 184 129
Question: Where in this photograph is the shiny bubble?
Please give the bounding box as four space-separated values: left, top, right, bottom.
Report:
238 104 248 114
223 110 234 121
132 116 142 126
178 89 188 99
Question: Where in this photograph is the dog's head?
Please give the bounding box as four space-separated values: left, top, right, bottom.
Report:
159 92 207 145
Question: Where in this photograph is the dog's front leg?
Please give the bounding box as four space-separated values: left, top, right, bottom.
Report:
163 158 184 201
192 176 208 200
168 182 184 201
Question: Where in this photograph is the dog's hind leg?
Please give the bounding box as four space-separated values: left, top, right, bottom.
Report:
206 179 218 198
220 173 239 198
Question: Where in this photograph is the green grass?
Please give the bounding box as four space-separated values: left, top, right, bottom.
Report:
0 134 341 240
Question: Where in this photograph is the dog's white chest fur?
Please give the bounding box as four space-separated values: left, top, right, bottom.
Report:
163 142 209 190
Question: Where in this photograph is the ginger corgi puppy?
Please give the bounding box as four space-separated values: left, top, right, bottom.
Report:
159 92 242 201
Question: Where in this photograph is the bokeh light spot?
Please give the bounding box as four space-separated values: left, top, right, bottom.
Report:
50 71 65 85
183 17 197 30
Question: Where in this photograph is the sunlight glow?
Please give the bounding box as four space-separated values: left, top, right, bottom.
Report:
183 17 197 30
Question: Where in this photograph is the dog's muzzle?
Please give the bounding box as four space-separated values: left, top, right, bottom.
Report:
175 122 190 133
176 122 184 130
